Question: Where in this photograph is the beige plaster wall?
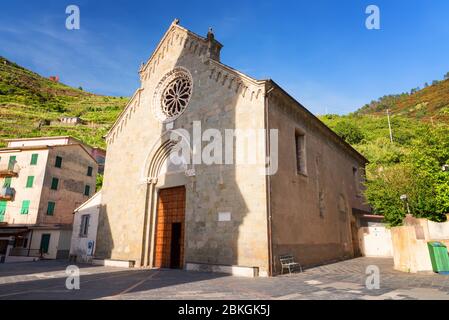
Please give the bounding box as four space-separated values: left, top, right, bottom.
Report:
267 93 370 272
0 149 49 225
38 145 98 226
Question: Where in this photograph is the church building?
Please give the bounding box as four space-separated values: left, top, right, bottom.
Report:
95 20 370 277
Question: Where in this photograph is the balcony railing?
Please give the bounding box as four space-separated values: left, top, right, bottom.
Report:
0 187 15 201
0 163 20 178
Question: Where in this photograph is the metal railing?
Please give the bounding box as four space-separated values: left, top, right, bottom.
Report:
0 187 15 201
0 163 20 177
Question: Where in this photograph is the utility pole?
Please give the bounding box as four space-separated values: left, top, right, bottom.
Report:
387 109 394 143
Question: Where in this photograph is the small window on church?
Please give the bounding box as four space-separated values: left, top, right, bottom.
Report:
295 131 307 175
353 167 362 197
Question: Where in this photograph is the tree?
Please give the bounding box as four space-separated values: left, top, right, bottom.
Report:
364 125 449 226
445 72 449 80
333 120 365 145
96 174 103 191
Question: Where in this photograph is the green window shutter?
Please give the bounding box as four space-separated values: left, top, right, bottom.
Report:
87 166 93 177
21 200 30 215
3 177 12 188
8 156 16 170
30 154 39 165
0 201 7 215
40 234 51 254
84 185 91 196
47 202 55 216
51 178 59 190
55 156 62 168
26 176 35 188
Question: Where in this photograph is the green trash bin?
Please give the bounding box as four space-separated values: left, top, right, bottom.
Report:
427 242 449 273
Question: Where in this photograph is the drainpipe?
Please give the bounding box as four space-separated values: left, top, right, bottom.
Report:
265 85 274 276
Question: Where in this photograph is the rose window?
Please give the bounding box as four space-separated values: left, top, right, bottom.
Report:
161 77 192 118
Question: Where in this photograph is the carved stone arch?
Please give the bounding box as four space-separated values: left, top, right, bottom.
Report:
141 129 194 183
140 130 194 267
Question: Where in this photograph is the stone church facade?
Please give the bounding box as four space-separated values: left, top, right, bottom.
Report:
95 20 369 276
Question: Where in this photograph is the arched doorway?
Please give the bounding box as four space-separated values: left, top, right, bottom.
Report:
140 133 193 269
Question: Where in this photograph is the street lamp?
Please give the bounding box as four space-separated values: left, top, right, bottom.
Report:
400 194 411 215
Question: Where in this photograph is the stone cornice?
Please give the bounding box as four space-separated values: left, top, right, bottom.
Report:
105 88 143 144
207 59 266 103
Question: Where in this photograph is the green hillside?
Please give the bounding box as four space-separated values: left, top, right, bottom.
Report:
320 113 448 226
0 56 127 148
1 55 447 226
356 74 449 123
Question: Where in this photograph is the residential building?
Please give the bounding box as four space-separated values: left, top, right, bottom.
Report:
0 136 98 262
70 191 101 263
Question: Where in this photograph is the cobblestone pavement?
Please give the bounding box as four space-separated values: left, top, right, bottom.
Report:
0 258 448 300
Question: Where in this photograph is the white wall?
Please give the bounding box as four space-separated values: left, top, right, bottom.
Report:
7 137 72 148
359 226 393 257
428 220 449 240
70 192 101 263
29 230 61 260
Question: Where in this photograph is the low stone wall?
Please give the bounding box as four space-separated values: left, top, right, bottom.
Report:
391 215 449 273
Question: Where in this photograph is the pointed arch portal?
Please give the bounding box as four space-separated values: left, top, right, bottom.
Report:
141 133 193 268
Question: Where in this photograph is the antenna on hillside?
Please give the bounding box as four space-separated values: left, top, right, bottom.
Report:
387 109 394 143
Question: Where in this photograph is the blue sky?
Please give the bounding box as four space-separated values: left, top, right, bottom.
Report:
1 0 448 114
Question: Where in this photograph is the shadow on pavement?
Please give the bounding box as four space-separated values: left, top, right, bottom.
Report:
0 262 227 300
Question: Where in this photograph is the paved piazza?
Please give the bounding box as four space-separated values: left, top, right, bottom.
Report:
0 258 448 300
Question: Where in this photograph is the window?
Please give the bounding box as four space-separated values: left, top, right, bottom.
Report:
8 156 16 170
295 131 307 175
21 200 30 215
30 154 39 165
0 201 5 222
26 176 34 188
353 167 364 197
84 185 91 197
55 156 63 168
51 178 59 190
87 166 93 177
47 202 56 216
3 177 12 188
80 214 90 237
153 68 193 122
